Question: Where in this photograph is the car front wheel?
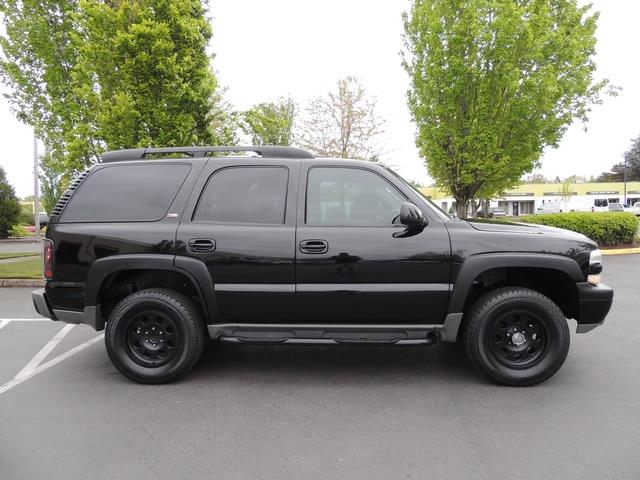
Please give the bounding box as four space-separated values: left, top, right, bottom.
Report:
463 287 570 386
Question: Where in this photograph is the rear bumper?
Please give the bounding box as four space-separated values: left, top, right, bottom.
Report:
32 289 99 329
575 282 613 333
32 288 55 319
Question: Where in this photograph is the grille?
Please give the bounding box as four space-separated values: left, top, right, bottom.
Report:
50 168 93 218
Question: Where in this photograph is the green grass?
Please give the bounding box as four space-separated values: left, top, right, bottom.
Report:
0 257 43 279
0 252 40 260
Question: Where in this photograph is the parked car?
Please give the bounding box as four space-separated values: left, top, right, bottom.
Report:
608 203 624 212
540 202 562 214
624 202 640 216
490 207 507 217
37 212 49 227
32 145 613 386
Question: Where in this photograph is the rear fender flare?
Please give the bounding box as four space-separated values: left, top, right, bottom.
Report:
85 254 218 328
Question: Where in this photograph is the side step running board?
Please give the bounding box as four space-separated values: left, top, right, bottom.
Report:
207 323 445 346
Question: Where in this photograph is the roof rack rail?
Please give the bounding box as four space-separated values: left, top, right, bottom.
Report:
101 145 314 163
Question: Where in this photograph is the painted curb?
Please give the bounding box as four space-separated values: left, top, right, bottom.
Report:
0 279 45 288
602 247 640 256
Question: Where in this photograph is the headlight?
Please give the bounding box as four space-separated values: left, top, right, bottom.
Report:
588 249 602 285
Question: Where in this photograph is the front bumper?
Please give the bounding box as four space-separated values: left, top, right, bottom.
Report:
575 282 613 333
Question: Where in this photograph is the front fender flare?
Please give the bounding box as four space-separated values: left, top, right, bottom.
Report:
448 252 584 315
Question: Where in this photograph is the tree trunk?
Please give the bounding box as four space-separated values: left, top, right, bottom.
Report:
483 199 490 217
455 198 468 218
469 199 480 218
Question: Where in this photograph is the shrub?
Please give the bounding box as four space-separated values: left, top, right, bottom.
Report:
519 212 639 246
0 167 21 238
17 204 34 225
8 225 31 238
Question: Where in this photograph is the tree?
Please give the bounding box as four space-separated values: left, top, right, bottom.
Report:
403 0 611 217
0 0 224 193
0 0 79 176
596 134 640 182
297 76 384 160
560 179 573 212
210 87 240 147
0 167 21 238
242 98 295 146
522 173 549 184
39 153 63 215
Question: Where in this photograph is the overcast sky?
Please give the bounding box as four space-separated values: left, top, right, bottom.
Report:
1 0 638 197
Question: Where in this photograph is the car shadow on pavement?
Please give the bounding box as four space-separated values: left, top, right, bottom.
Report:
187 341 487 387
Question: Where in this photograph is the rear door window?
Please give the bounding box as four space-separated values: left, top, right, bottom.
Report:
193 166 289 224
60 163 191 223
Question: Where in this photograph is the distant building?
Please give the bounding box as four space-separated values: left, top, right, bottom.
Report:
419 181 640 216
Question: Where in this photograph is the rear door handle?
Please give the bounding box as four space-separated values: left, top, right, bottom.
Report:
299 239 328 254
188 238 216 253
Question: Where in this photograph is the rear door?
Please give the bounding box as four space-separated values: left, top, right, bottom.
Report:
295 163 452 324
176 158 299 323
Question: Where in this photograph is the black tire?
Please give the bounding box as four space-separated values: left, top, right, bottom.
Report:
463 287 570 386
105 288 206 384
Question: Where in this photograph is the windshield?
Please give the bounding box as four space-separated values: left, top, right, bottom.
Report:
382 165 451 221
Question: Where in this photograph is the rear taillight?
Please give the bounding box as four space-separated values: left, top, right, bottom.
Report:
43 239 53 280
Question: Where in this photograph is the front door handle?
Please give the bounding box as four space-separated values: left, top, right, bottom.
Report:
299 239 328 254
188 238 216 253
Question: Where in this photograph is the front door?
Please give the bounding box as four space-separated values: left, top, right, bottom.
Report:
176 159 298 323
295 165 451 324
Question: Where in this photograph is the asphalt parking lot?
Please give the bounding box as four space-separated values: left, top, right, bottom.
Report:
0 255 638 480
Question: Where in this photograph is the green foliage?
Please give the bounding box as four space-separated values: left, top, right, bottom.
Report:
39 153 65 215
1 0 224 181
7 224 31 238
520 212 639 246
17 203 34 225
72 0 218 155
242 98 295 146
597 133 640 182
0 167 21 238
403 0 611 217
0 0 78 171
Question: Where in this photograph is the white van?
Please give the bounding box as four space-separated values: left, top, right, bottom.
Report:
591 198 609 212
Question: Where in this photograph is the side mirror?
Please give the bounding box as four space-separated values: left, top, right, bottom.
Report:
394 202 427 238
399 202 426 227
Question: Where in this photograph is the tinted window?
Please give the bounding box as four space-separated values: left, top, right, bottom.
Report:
194 167 288 224
61 164 191 223
306 167 405 226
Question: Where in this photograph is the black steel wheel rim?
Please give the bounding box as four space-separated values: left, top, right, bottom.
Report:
123 310 179 368
487 310 548 369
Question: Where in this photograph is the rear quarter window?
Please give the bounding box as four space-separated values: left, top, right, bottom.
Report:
60 163 191 223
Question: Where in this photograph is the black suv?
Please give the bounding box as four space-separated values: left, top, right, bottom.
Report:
32 146 613 385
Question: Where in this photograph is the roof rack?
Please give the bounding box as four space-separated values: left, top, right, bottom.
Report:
101 145 314 163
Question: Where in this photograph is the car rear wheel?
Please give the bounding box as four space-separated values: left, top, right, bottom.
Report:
105 288 206 384
463 287 570 386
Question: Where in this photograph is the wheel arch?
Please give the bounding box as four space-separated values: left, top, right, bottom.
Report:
85 254 218 330
446 253 583 341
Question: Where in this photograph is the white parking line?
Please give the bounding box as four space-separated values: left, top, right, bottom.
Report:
15 324 75 379
0 320 9 331
0 333 104 396
0 318 50 322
